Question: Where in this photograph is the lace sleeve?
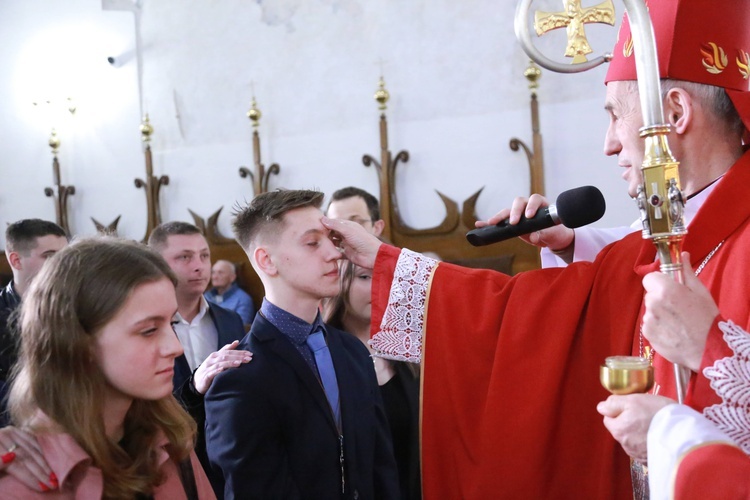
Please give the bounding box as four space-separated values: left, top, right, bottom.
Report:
368 248 439 363
702 320 750 454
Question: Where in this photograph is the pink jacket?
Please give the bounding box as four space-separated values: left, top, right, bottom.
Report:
0 431 216 499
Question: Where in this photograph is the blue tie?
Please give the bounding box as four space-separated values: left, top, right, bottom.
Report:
306 329 341 428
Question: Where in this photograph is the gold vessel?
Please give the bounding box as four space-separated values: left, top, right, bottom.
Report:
600 356 654 395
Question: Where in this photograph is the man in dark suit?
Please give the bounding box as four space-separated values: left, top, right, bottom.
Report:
148 222 251 491
1 219 68 426
205 190 399 499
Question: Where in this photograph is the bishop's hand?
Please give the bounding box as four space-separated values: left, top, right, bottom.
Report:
474 193 575 251
642 252 719 372
597 394 675 462
322 216 383 270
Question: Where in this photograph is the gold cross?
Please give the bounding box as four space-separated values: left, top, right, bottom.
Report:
534 0 615 64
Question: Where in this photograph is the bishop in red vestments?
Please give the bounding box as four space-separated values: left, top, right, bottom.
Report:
324 0 750 497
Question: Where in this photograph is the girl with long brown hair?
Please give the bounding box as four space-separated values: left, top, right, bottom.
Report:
0 238 215 499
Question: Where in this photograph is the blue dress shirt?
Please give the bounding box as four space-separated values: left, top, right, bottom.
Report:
204 283 256 325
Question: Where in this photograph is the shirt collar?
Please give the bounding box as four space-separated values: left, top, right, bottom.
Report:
174 296 210 325
684 176 721 227
260 298 324 346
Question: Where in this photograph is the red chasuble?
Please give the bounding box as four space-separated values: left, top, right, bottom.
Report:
370 151 750 499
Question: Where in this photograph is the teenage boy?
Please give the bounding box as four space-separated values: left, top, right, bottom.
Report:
205 190 398 499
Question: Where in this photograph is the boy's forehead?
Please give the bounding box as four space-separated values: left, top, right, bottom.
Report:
281 206 326 235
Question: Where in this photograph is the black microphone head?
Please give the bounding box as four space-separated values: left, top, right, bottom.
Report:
555 185 606 228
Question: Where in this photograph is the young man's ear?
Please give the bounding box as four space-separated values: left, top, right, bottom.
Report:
664 87 693 135
253 246 277 277
6 251 22 271
372 219 385 237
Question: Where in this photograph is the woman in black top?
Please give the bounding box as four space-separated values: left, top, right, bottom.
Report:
324 261 421 500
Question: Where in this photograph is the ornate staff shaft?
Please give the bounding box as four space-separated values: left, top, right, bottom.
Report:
515 0 690 403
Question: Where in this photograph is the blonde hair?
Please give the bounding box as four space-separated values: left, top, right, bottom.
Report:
8 237 196 499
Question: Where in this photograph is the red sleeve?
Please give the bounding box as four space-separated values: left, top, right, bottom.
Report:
369 244 401 339
673 443 750 499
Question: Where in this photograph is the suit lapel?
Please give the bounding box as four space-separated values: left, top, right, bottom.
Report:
252 315 339 434
173 353 192 390
207 302 241 348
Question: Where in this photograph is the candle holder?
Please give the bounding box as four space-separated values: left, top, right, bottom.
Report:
600 356 654 395
43 128 75 236
239 96 279 196
134 115 169 242
509 60 546 196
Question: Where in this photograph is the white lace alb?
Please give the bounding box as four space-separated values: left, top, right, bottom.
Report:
702 320 750 454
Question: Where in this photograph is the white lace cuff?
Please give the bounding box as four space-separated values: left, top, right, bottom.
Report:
702 320 750 454
369 248 439 363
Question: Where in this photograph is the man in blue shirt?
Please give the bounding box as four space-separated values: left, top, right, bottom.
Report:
204 259 256 327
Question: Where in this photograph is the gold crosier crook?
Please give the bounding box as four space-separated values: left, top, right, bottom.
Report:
514 0 691 404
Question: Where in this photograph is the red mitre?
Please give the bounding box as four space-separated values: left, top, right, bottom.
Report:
604 0 750 135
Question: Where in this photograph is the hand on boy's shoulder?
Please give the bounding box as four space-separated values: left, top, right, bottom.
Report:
193 340 253 394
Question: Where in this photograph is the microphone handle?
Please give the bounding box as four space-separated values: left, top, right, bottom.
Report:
466 210 556 247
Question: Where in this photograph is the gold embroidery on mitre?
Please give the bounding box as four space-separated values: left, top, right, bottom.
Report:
701 42 728 74
737 49 750 80
621 0 649 58
623 34 634 57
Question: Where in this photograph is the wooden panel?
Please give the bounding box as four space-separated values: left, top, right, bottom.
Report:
0 255 11 287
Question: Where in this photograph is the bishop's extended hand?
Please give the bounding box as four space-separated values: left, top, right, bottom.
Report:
322 216 383 270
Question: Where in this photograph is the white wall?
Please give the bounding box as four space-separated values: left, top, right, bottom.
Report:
0 0 637 248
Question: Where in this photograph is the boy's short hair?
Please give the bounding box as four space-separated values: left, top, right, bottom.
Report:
5 219 67 255
233 190 324 250
147 221 203 252
328 187 380 222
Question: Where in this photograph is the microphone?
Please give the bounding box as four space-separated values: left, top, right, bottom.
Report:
466 185 606 247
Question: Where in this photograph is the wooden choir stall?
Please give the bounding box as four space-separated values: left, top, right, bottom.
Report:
1 66 547 312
